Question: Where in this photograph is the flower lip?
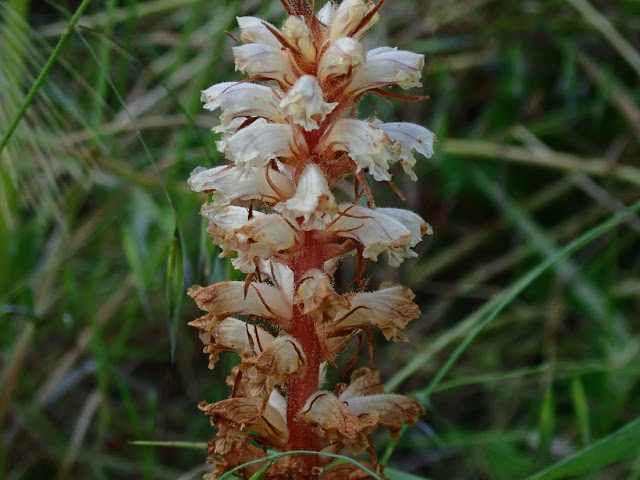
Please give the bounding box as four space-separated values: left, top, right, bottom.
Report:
345 47 425 96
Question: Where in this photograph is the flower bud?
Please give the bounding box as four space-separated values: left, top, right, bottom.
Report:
282 15 316 63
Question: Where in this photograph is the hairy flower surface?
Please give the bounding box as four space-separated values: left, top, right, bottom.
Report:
189 1 435 478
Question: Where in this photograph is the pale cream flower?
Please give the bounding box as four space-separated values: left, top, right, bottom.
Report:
328 0 369 40
282 15 316 63
222 119 306 175
279 76 338 131
329 204 427 266
233 43 299 86
294 268 347 316
200 82 282 129
275 163 337 230
374 121 436 180
317 37 365 84
316 2 336 25
331 284 420 341
202 205 298 272
237 16 281 47
188 165 294 206
345 46 425 95
189 281 293 325
320 119 395 181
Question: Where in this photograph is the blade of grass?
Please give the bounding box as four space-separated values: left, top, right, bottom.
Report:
526 416 640 480
565 0 640 77
0 0 93 156
384 198 640 462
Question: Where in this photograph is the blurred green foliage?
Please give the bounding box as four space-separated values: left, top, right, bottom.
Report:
1 0 639 479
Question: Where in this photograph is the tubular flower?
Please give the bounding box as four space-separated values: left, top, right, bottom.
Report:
189 1 435 478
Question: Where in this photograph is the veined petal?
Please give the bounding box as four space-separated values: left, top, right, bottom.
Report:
332 284 420 341
295 268 347 316
317 37 365 85
189 165 294 206
282 15 316 63
344 393 424 434
224 120 306 174
328 204 414 266
374 121 435 180
200 397 288 446
200 82 283 128
297 391 364 442
203 207 298 272
339 368 384 399
188 281 293 324
187 315 275 369
345 47 424 96
252 336 306 377
233 43 299 86
237 16 281 48
328 0 368 40
376 207 432 247
275 163 337 229
279 76 337 131
320 119 394 181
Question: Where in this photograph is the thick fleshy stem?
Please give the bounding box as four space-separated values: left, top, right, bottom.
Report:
286 230 324 469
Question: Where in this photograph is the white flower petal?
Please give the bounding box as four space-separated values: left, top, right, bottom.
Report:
374 121 435 180
317 37 365 85
345 47 424 96
237 16 281 48
202 206 298 272
317 1 336 25
279 76 337 131
328 204 415 266
224 120 306 174
321 119 394 181
332 284 420 341
275 163 337 230
233 43 299 86
200 82 283 128
189 165 295 206
375 207 432 247
328 0 368 40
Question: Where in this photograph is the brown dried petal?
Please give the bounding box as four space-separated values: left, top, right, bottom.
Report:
331 284 420 341
188 315 274 369
241 335 307 397
339 368 384 400
296 391 375 455
345 393 424 435
321 462 382 480
200 397 288 446
188 281 292 325
295 269 348 316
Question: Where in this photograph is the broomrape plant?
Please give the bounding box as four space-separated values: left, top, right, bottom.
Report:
188 0 435 477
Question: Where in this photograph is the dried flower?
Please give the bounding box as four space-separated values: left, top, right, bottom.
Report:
189 1 435 478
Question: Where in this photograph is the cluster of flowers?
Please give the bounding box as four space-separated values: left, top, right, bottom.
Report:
188 0 435 478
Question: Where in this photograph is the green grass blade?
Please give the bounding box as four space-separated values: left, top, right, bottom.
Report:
0 0 93 156
526 416 640 480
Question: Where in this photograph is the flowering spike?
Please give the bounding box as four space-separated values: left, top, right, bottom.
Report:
189 1 433 477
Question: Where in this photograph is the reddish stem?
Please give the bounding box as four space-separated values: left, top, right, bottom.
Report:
286 230 324 470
